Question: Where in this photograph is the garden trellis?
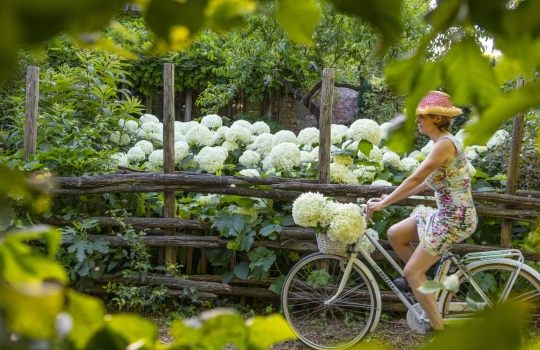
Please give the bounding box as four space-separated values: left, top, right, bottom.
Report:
22 64 540 311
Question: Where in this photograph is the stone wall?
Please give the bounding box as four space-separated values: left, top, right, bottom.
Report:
270 87 358 133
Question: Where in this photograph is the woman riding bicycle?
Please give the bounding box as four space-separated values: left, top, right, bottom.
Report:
365 91 478 331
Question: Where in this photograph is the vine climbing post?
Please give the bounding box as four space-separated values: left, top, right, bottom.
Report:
23 66 39 161
163 63 178 263
318 68 335 184
501 78 526 248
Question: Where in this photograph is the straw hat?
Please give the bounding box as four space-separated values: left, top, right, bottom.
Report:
416 91 462 117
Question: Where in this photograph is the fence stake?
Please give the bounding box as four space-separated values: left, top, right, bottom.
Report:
163 63 178 263
184 88 192 122
318 68 334 184
501 78 526 248
24 66 39 161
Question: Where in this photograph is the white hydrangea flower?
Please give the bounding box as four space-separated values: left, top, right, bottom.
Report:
353 166 377 182
379 122 393 141
148 149 164 166
359 228 379 254
348 119 382 145
176 121 199 135
247 133 274 158
400 157 419 173
421 140 434 155
414 153 426 162
213 126 229 144
194 146 227 173
135 140 153 155
200 114 223 130
250 121 271 136
331 124 349 145
225 125 252 144
310 146 319 160
186 124 214 147
358 145 383 163
110 152 129 167
486 129 509 149
197 194 218 206
127 147 146 163
174 141 189 163
466 150 479 161
215 146 229 159
382 151 401 169
232 119 252 129
272 130 298 147
408 150 421 158
174 131 185 142
342 139 358 151
146 162 163 172
334 155 353 167
222 140 239 151
326 202 366 244
371 179 393 186
472 145 488 154
141 121 161 134
140 114 159 125
239 150 261 167
292 192 328 227
119 133 130 146
121 120 139 132
467 161 477 177
298 127 320 147
268 142 301 171
330 163 359 184
239 169 260 177
381 146 391 153
109 131 121 145
300 150 316 163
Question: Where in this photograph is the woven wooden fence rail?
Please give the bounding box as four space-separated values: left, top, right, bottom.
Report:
44 171 540 311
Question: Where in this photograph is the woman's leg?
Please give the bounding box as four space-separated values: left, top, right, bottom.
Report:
404 246 444 330
387 216 419 263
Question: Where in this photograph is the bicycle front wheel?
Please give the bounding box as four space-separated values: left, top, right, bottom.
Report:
281 253 378 350
441 261 540 322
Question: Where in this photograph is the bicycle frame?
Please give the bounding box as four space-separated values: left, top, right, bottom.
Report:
323 231 527 325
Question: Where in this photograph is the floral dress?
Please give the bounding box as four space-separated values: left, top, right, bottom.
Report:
416 134 478 257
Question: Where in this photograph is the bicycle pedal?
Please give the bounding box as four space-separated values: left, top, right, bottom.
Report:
393 277 412 293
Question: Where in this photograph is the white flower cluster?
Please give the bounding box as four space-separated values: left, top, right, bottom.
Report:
272 130 298 147
186 125 214 147
120 119 139 132
176 121 199 135
134 140 153 155
127 147 146 163
348 119 382 145
358 228 379 254
298 127 319 147
214 126 229 143
197 195 218 206
300 151 316 163
486 130 509 149
232 119 252 129
371 179 393 187
247 133 274 158
353 166 376 183
194 146 227 173
382 151 402 169
200 114 223 130
330 163 358 184
239 150 261 167
267 142 301 171
148 150 164 167
357 145 383 163
379 122 393 141
111 152 129 167
331 124 348 145
400 157 419 173
109 131 131 146
239 169 260 177
140 114 159 124
292 192 328 227
325 202 367 244
250 121 271 136
174 141 190 163
226 125 251 144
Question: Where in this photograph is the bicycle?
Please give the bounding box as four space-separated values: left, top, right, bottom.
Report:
281 199 540 349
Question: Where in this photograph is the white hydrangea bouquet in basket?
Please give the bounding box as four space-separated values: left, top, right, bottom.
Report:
292 192 379 256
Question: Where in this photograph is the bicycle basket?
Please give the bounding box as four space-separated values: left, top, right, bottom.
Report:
316 233 348 255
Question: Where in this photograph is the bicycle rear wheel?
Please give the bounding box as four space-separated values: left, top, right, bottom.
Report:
281 253 378 350
441 261 540 323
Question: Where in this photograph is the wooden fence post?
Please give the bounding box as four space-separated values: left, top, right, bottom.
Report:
146 94 153 114
24 66 39 161
184 88 192 122
501 78 526 248
318 68 335 184
163 63 178 264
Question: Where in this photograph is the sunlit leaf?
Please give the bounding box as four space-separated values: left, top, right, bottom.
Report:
417 280 444 294
205 0 257 32
275 0 321 45
326 0 403 51
246 315 297 349
67 290 106 349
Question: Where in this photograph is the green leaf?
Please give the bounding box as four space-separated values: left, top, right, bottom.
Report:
269 275 285 295
275 0 321 45
259 224 282 237
417 280 444 294
67 290 106 349
465 83 540 146
357 140 374 158
237 230 256 252
68 239 94 262
246 314 297 349
222 269 235 284
443 37 499 112
234 261 250 280
327 0 403 51
205 0 256 32
248 246 276 271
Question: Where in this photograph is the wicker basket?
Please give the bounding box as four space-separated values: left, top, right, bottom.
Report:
315 233 348 255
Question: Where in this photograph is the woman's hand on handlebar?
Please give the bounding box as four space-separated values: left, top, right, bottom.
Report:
365 196 389 221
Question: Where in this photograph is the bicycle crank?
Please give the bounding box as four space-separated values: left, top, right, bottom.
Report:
406 303 430 334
